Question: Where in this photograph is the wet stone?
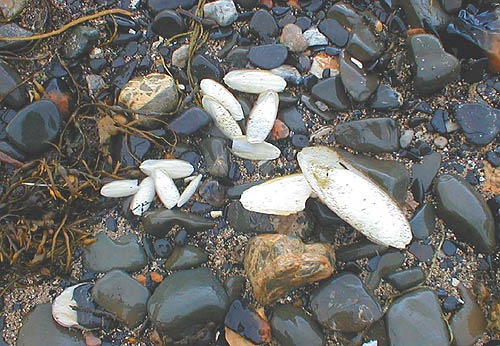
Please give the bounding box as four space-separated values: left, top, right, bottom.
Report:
386 289 449 346
455 103 500 146
291 134 309 148
336 240 389 262
399 0 449 31
248 44 288 70
227 201 273 233
443 296 460 312
147 268 229 340
270 305 325 346
201 137 229 177
411 151 441 192
366 251 405 290
64 26 99 59
310 273 382 333
92 270 150 328
249 9 279 37
73 283 113 329
143 209 216 237
278 107 307 134
408 242 434 263
83 233 147 272
318 18 349 47
339 52 379 102
191 54 224 81
244 234 335 305
450 284 487 346
153 238 173 258
434 174 496 253
224 300 271 344
224 275 245 302
371 84 403 110
442 240 457 256
346 23 384 63
199 180 226 207
327 2 363 29
311 76 350 111
164 245 208 270
410 203 436 240
170 107 211 136
0 23 33 51
334 118 400 153
152 10 185 39
6 100 61 154
0 59 27 109
385 268 426 291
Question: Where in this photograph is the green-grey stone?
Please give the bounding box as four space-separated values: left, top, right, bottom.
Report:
340 52 379 102
411 152 441 192
17 303 85 346
83 233 147 272
346 23 384 63
311 76 350 111
0 59 27 109
326 2 362 29
64 26 99 59
386 289 448 346
385 268 426 291
0 22 33 51
92 270 150 328
450 284 487 346
227 201 273 233
366 251 405 291
143 209 215 237
399 0 449 30
410 203 436 240
335 118 400 153
147 268 229 340
201 137 229 177
434 174 496 253
164 245 208 270
407 34 460 95
224 275 245 302
336 240 389 262
226 180 265 198
270 305 325 346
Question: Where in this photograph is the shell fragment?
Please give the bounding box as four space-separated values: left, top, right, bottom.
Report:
200 79 244 121
202 95 243 140
232 135 281 160
223 69 287 94
100 179 139 198
152 168 180 209
297 146 412 249
247 90 279 144
140 159 194 178
177 174 203 207
240 174 312 215
52 283 86 329
130 177 156 216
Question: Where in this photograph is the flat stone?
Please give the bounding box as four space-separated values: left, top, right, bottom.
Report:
171 44 190 68
6 100 61 154
399 0 450 31
410 203 436 240
199 180 225 206
371 84 403 110
92 270 150 328
164 245 208 270
455 103 500 146
0 59 27 109
411 151 441 191
318 18 349 47
248 44 288 69
227 200 273 233
270 305 325 346
225 300 271 344
170 107 211 136
340 52 379 102
346 23 384 63
249 9 278 37
83 233 147 272
17 303 85 346
271 65 302 85
147 268 229 340
244 234 335 304
0 22 32 51
310 273 382 333
311 76 350 111
152 10 185 38
434 174 496 253
407 34 460 95
386 289 449 346
201 137 229 177
226 180 264 199
335 118 400 153
450 284 487 346
64 26 99 59
203 0 238 27
143 209 216 237
385 268 426 291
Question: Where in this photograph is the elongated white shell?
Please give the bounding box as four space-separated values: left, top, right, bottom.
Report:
247 90 279 144
240 174 312 215
200 79 244 121
297 146 412 249
177 174 202 207
202 95 243 139
232 135 281 160
152 168 180 209
223 69 287 94
52 283 86 329
100 179 139 198
139 159 194 178
130 177 155 216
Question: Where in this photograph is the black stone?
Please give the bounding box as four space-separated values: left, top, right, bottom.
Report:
152 10 185 39
455 103 500 146
248 44 288 70
334 118 399 153
191 54 223 81
442 240 457 256
311 76 350 111
371 84 402 110
291 134 309 148
249 10 279 37
143 209 216 237
318 18 349 47
148 0 196 14
409 242 434 263
225 300 270 344
411 152 441 191
201 137 229 177
410 203 436 240
443 296 460 312
199 180 226 207
486 152 500 167
64 26 99 59
153 238 173 258
170 107 211 136
411 177 425 204
339 52 379 102
278 107 307 134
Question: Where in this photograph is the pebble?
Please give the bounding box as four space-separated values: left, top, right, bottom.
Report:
226 200 272 233
366 251 405 290
201 137 229 177
170 107 211 136
142 209 216 237
346 23 384 63
399 129 414 149
339 52 379 102
0 59 27 109
199 180 226 206
280 23 308 52
311 76 350 111
152 10 185 38
224 300 271 344
291 134 309 148
318 18 349 47
399 0 449 31
327 2 362 29
270 65 302 85
371 84 403 110
303 27 329 46
164 245 208 270
0 22 33 51
153 238 173 257
64 26 99 59
309 53 339 79
171 44 190 68
270 305 325 346
248 44 288 69
450 284 487 346
408 242 434 263
411 151 441 191
455 103 500 146
203 0 238 26
410 203 436 240
336 240 388 262
278 106 307 134
0 0 27 20
224 275 245 302
147 0 196 13
442 240 457 256
442 296 460 312
385 268 426 291
249 9 279 37
433 135 448 148
191 54 223 81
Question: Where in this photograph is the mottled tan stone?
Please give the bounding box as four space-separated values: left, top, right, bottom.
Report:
244 234 335 305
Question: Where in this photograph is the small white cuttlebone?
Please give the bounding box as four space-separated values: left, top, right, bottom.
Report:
223 69 287 94
202 95 243 140
130 177 156 216
200 79 244 121
177 174 203 207
246 90 279 144
52 283 87 329
297 146 412 249
100 179 139 198
152 168 180 209
240 173 312 215
139 159 194 178
232 135 281 160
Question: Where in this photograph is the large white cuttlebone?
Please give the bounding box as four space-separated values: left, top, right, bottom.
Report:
200 79 244 121
297 146 412 249
246 90 279 144
223 69 287 94
202 95 243 140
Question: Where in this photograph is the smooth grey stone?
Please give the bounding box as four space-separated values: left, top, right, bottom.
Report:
64 26 99 59
326 2 363 29
152 10 185 39
335 118 400 153
410 203 436 239
249 9 279 37
227 201 273 233
226 47 250 68
450 284 487 346
455 103 500 146
411 151 441 191
0 22 32 51
346 23 384 63
407 34 460 95
399 129 414 148
278 106 307 134
17 303 85 346
143 209 216 237
311 76 350 111
164 245 208 270
170 107 211 136
248 44 288 70
366 251 405 290
310 273 382 333
227 180 265 199
318 18 349 47
434 174 496 253
201 137 229 177
224 275 245 302
386 268 426 291
371 84 403 110
399 0 450 30
203 0 238 27
92 270 150 328
340 52 379 102
191 54 223 81
336 240 389 262
301 94 336 121
271 305 325 346
0 59 27 109
147 268 229 340
83 233 147 272
386 289 449 346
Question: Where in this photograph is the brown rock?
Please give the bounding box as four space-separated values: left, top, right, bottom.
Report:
271 119 290 140
244 234 335 305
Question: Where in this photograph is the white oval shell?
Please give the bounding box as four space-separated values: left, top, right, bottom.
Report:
246 90 279 144
202 95 243 140
130 177 155 216
139 159 194 178
297 146 412 249
240 174 312 215
200 79 244 121
152 168 180 209
232 135 281 160
100 179 139 198
223 69 287 94
52 283 86 329
177 174 203 207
